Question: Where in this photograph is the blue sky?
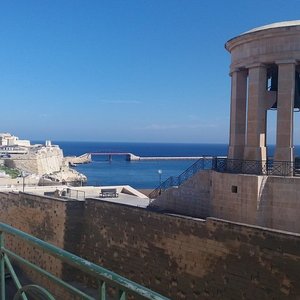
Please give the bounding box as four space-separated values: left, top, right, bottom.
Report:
1 0 299 143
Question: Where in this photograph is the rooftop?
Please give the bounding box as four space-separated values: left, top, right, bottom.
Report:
0 184 150 208
243 20 300 35
226 20 300 50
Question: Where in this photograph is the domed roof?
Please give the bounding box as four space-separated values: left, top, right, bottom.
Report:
225 20 300 51
242 20 300 35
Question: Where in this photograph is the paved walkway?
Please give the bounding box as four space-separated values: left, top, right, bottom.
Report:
93 193 150 208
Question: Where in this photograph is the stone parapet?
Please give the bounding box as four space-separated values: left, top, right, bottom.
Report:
1 191 300 299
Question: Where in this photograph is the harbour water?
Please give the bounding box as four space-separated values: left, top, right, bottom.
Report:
38 141 300 189
57 142 228 188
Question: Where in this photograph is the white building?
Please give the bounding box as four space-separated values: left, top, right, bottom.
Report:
0 133 30 147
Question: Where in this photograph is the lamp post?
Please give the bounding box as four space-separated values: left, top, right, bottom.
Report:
158 169 162 195
21 171 30 192
158 169 162 185
22 171 26 192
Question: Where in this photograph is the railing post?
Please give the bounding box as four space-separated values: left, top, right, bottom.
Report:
0 231 5 300
119 290 127 300
98 280 106 300
212 157 217 171
0 222 170 300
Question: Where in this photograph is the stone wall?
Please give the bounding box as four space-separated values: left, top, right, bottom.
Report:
210 171 261 224
258 176 300 232
0 176 40 188
154 170 300 234
150 170 211 218
210 172 300 233
36 147 64 174
5 146 63 175
0 191 84 299
78 199 300 299
1 192 300 299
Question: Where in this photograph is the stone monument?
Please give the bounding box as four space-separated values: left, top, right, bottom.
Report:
226 21 300 169
152 21 300 233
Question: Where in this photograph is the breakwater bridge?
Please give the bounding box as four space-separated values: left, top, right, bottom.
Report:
90 152 140 161
89 152 204 161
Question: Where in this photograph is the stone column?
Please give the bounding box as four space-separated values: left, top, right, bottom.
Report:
228 69 248 160
244 64 267 162
274 60 295 164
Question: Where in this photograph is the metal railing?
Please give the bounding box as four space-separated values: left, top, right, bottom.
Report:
213 157 298 176
148 157 214 199
63 188 86 200
149 156 300 199
214 157 268 175
0 222 169 300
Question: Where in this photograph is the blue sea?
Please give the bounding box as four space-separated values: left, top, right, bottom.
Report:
37 142 300 189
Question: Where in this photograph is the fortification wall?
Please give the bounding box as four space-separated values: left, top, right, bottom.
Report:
1 192 300 299
35 148 63 174
154 170 300 234
0 175 40 188
210 172 300 233
210 171 260 225
78 199 300 299
5 157 38 174
261 176 300 232
0 192 84 299
150 170 211 218
6 146 63 175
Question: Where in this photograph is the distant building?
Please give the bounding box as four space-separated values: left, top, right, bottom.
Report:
0 133 30 147
0 132 86 184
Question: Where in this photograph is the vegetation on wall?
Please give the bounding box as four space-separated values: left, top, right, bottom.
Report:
0 166 21 179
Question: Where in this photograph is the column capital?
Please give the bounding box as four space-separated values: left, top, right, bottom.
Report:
229 67 248 76
275 59 297 65
246 62 266 69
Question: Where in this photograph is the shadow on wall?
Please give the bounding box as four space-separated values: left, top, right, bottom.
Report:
149 170 212 219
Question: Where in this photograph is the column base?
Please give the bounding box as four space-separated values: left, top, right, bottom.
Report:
228 145 244 160
273 147 294 176
244 146 267 161
242 146 267 175
274 147 294 162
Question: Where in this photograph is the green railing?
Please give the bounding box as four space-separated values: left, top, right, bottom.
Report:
0 222 169 300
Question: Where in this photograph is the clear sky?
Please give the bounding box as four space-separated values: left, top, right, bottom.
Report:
1 0 300 143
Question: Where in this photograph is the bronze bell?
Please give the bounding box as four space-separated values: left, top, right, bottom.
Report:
268 67 300 111
295 71 300 111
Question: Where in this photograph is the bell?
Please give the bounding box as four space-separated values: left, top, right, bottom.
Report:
268 66 278 109
295 71 300 110
270 70 300 111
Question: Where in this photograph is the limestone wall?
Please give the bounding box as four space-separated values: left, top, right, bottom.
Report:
154 170 300 234
35 147 63 174
210 172 300 233
258 176 300 232
6 146 63 175
78 199 300 299
1 192 300 299
0 192 66 275
0 175 40 188
0 192 84 299
210 171 261 225
150 170 211 218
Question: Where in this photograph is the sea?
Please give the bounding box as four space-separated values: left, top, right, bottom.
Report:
36 141 300 189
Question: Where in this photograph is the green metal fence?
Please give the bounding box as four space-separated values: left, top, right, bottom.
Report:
0 222 169 300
